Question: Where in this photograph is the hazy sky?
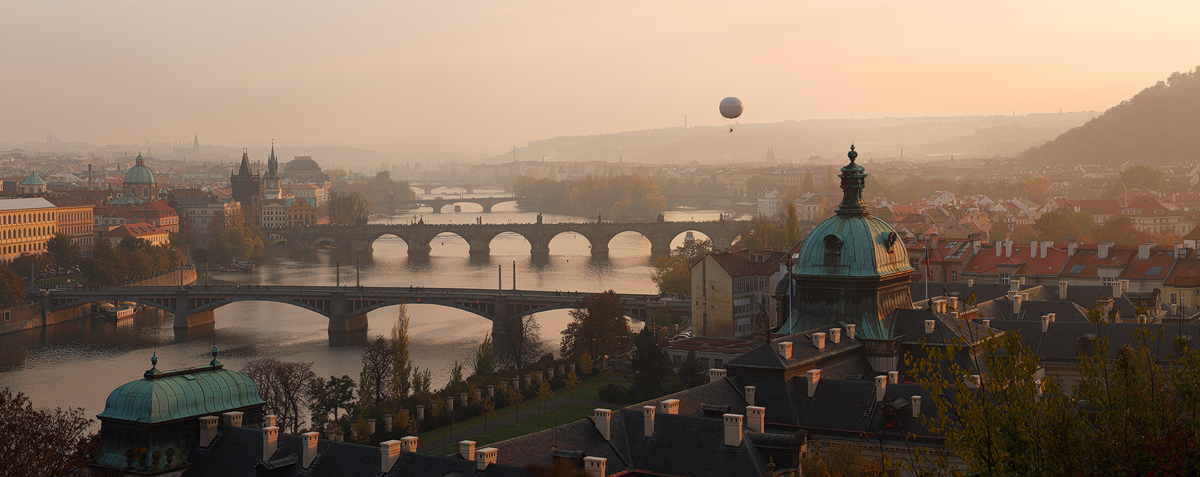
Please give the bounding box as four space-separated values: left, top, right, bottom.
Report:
2 0 1197 155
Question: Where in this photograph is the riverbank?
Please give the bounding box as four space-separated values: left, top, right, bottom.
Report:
0 268 197 336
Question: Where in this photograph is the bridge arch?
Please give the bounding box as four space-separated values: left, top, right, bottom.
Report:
541 229 601 256
367 233 410 252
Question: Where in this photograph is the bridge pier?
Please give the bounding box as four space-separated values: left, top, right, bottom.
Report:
328 313 369 333
174 309 215 329
350 238 374 252
529 237 550 256
467 238 490 256
482 204 493 213
650 239 673 257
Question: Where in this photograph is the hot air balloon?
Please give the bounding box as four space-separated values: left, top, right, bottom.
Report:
719 97 743 120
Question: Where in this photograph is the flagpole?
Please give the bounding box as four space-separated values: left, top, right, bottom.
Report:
924 236 930 302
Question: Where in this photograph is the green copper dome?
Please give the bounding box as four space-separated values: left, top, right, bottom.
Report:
124 154 157 185
97 362 264 424
20 171 45 186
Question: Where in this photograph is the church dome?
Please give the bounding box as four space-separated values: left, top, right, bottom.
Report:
285 156 321 173
124 154 157 185
98 354 264 424
792 145 912 278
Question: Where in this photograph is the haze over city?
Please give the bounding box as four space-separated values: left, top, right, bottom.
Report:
4 0 1198 156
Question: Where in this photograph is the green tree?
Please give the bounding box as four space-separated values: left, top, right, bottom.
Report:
1032 212 1092 243
564 371 580 404
677 348 705 389
472 333 495 377
1093 214 1149 245
650 239 712 295
448 361 464 385
628 325 677 401
213 224 264 262
45 234 81 270
1009 224 1037 243
389 304 414 400
561 291 631 361
360 335 392 405
800 170 814 192
308 375 356 430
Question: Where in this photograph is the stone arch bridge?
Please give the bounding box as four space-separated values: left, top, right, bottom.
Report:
393 196 540 214
269 219 747 256
36 286 689 343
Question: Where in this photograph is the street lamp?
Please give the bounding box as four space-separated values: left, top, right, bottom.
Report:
356 258 360 288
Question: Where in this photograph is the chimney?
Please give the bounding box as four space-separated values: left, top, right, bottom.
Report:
982 318 991 327
912 396 922 418
1041 315 1051 333
643 405 656 437
1122 279 1130 292
583 456 606 477
806 369 821 397
1041 241 1052 258
1113 280 1122 299
828 328 841 344
460 440 476 460
745 386 756 406
1175 243 1186 258
1013 293 1023 315
1098 243 1110 259
1048 313 1056 323
476 448 499 471
1005 240 1013 258
924 319 935 334
264 415 277 428
812 332 826 350
594 409 612 441
1138 243 1151 259
845 324 856 340
1030 241 1038 258
723 414 743 447
875 375 887 402
400 436 418 452
1059 280 1068 300
746 406 765 433
995 240 1002 257
968 279 974 287
301 432 319 469
380 440 402 473
888 371 899 384
966 375 981 389
199 416 219 448
1068 241 1079 257
221 411 243 428
709 368 727 383
262 426 279 462
930 233 940 249
776 341 793 360
659 399 680 415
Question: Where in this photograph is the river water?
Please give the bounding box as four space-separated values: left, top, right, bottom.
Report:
0 189 740 417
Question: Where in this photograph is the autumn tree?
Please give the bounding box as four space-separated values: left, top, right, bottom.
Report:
327 189 370 225
308 375 357 430
242 358 318 433
0 268 27 304
360 335 392 405
45 233 81 270
497 314 545 370
507 386 524 422
650 238 712 295
0 388 97 476
473 333 495 377
389 305 414 401
1093 214 1149 245
1032 212 1092 243
561 291 631 361
564 371 580 403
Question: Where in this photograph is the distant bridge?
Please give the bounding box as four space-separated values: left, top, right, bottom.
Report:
406 181 512 195
392 196 541 214
35 286 689 343
267 219 747 256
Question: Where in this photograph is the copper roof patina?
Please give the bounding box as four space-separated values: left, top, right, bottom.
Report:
98 350 264 424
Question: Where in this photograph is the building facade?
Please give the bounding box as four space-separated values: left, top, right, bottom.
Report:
0 198 57 264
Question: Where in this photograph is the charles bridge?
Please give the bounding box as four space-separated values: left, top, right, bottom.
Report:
35 286 689 344
267 218 747 256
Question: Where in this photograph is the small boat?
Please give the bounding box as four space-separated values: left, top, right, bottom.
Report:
96 302 137 320
232 259 256 273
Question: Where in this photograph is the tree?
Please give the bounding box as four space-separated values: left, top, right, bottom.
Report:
798 442 884 477
360 335 392 405
677 348 705 389
628 325 677 401
45 233 81 270
1094 214 1149 245
449 361 464 385
800 170 815 192
0 268 27 304
564 371 580 404
480 398 495 435
212 224 264 262
536 379 553 430
507 386 524 422
328 190 370 225
561 291 631 361
473 333 495 377
308 375 357 430
1032 212 1092 243
241 358 317 433
411 367 432 396
0 388 98 476
651 239 712 295
579 352 595 376
497 314 545 370
783 202 801 247
1009 224 1037 243
389 305 414 401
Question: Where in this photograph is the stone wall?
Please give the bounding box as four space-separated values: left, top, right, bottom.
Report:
0 268 197 336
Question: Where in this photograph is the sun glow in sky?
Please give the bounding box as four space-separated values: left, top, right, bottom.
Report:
2 0 1197 154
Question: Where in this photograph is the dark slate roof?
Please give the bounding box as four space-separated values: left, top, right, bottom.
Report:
892 308 995 346
910 282 1017 304
187 426 530 477
1013 300 1091 323
792 379 940 443
619 409 768 477
488 416 630 475
987 320 1200 362
629 379 749 421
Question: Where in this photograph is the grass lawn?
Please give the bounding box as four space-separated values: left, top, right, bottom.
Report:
416 371 628 449
425 403 599 456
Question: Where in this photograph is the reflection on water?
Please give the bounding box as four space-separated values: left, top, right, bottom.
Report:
0 205 736 415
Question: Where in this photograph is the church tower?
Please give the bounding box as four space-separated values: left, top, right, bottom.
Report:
263 143 282 200
230 148 262 223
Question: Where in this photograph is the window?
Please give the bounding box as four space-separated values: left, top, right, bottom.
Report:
950 271 958 282
1102 277 1114 286
1069 265 1086 274
1147 266 1163 276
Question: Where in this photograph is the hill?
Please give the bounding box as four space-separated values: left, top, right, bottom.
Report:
1018 65 1200 166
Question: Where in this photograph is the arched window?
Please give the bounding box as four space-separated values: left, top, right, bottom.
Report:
823 234 843 268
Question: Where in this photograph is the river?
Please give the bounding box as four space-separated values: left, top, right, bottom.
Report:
0 190 741 418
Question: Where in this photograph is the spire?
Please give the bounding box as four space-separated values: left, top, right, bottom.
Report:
268 141 278 174
238 148 251 176
836 144 868 215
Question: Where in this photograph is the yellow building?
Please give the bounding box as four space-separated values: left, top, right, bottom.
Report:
285 198 317 227
45 196 96 256
0 198 58 264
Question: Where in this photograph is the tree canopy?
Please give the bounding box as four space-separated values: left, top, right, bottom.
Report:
560 290 631 361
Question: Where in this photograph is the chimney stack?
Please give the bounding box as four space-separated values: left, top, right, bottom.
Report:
745 386 756 406
845 324 856 340
746 406 765 433
875 375 887 402
806 369 821 397
1005 240 1013 258
221 411 243 428
1041 241 1052 258
812 332 826 350
1068 241 1079 257
400 436 418 453
828 328 841 344
1098 243 1110 259
723 414 743 447
1112 280 1122 299
460 441 476 460
1138 243 1151 259
888 371 899 384
968 279 974 287
264 415 276 428
776 341 793 359
912 396 922 418
262 426 279 462
1175 243 1186 258
594 409 612 441
199 416 219 448
1030 241 1038 258
966 375 981 389
709 368 727 383
1059 280 1068 300
924 319 936 334
476 448 499 471
301 432 319 469
643 406 656 437
995 240 1002 257
659 399 680 415
583 456 607 477
1041 315 1051 332
380 440 403 473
